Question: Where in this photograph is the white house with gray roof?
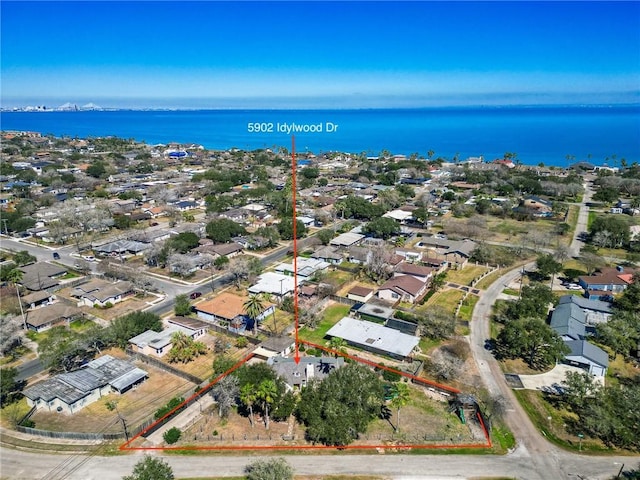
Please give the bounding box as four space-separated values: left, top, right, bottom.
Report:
326 317 419 360
23 355 147 414
563 340 609 377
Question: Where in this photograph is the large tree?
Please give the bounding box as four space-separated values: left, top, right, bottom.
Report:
123 455 174 480
495 318 569 370
297 363 384 446
205 218 246 243
362 217 401 240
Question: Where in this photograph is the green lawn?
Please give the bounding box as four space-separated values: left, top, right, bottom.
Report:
419 289 465 315
299 303 351 345
445 265 490 286
69 318 97 332
457 295 479 322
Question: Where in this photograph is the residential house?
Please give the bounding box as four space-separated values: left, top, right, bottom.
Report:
248 272 300 300
21 303 83 332
326 317 419 360
557 295 613 325
578 266 637 294
330 231 365 248
394 248 422 263
347 286 374 303
172 200 198 211
267 356 344 391
210 242 244 258
23 355 148 414
275 257 330 279
311 246 343 265
394 262 433 283
418 237 477 266
522 195 553 213
253 336 296 360
549 303 587 341
376 275 429 304
563 340 609 377
71 279 135 308
382 209 414 224
19 262 67 291
21 290 55 310
94 239 150 257
352 301 395 323
129 323 205 357
194 292 275 332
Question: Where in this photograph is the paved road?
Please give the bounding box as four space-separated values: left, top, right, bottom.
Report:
0 444 635 480
569 176 595 258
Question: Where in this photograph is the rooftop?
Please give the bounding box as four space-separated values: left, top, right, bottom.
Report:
326 317 419 358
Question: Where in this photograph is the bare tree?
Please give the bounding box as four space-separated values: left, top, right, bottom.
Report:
211 375 239 418
229 257 251 287
363 245 394 283
167 253 195 278
0 314 22 357
430 348 464 381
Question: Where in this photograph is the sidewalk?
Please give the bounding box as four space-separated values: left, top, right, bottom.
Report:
143 394 215 446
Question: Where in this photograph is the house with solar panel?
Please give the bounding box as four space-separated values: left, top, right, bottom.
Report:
23 355 148 414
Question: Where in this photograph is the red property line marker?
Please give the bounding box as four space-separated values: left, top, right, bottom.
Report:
292 135 300 364
119 344 491 452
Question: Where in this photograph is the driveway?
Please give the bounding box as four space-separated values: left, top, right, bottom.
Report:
516 364 601 392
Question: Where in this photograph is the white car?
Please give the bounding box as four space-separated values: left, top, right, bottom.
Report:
82 255 96 262
567 283 582 290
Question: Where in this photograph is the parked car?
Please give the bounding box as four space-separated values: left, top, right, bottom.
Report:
190 291 202 299
567 283 582 290
52 252 60 260
82 255 96 262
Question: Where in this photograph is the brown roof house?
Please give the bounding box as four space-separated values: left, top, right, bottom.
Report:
21 303 83 333
347 285 375 303
376 275 429 304
194 292 275 333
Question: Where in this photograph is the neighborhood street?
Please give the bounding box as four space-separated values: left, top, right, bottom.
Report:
2 197 639 479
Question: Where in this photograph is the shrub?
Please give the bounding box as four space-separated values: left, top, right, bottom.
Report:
163 427 181 444
154 396 185 420
235 336 249 348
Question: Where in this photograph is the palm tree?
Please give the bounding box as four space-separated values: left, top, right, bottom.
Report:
326 337 347 358
261 293 278 334
6 267 26 330
390 382 410 433
243 294 265 335
256 379 277 430
240 383 257 428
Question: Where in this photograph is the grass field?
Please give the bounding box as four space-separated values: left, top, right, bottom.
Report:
298 303 351 345
457 295 479 322
419 289 465 315
445 265 490 286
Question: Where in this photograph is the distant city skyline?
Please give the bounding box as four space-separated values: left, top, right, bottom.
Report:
2 1 639 109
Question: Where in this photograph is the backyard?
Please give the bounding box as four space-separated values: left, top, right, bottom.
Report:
175 380 482 449
27 351 197 435
298 303 351 345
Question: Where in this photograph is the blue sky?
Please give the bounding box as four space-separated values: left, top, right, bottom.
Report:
2 1 639 108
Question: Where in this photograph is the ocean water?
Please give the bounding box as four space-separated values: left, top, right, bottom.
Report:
1 106 639 167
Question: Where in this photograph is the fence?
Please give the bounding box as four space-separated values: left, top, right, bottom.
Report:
327 294 358 306
15 417 156 441
125 349 204 385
